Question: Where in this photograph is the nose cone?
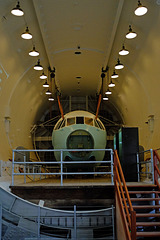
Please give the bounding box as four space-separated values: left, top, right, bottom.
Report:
67 129 94 158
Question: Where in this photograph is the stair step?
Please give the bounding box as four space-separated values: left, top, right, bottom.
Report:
136 213 160 217
130 198 160 201
133 205 160 209
128 191 160 194
136 222 160 226
137 231 160 237
127 184 157 188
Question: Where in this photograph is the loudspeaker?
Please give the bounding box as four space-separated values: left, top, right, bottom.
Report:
116 127 139 182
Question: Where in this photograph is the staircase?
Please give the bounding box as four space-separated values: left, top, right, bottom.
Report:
114 149 160 240
127 184 160 239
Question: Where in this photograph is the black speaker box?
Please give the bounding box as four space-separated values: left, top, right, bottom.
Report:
115 127 139 182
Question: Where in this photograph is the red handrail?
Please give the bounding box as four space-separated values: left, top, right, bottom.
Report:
114 150 136 240
153 150 160 190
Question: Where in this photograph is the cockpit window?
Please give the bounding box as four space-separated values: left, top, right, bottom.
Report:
94 119 99 128
76 117 84 124
55 119 66 130
61 119 66 128
55 120 63 130
67 117 75 126
85 117 93 126
97 119 105 130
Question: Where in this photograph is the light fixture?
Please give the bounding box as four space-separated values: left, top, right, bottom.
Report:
75 46 81 55
46 89 52 95
34 59 43 70
108 80 115 88
134 0 148 16
21 27 32 40
119 44 129 56
40 72 47 80
43 81 49 88
105 88 112 95
115 58 124 70
126 25 137 39
111 70 119 79
103 97 109 101
48 96 54 101
29 46 39 56
11 1 24 16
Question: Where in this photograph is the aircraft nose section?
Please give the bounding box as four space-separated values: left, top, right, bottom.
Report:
67 129 94 158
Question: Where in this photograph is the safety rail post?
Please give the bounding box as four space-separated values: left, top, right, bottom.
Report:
0 204 2 240
150 149 154 184
12 150 15 186
113 151 118 183
60 150 63 186
112 205 115 240
131 211 137 240
111 149 114 184
37 206 40 239
45 166 46 179
137 152 140 182
33 165 35 181
74 205 77 239
153 150 160 187
39 165 41 180
24 154 26 184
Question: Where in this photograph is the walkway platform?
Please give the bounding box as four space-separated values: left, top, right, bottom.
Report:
10 177 114 208
9 176 154 209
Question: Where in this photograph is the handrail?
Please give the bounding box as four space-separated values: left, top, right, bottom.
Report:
115 181 131 240
136 149 154 183
0 187 115 239
114 150 136 240
153 150 160 189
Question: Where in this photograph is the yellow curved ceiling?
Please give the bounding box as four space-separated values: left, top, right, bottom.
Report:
0 0 159 160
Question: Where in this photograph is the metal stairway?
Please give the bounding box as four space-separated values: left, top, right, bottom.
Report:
114 149 160 240
127 184 160 239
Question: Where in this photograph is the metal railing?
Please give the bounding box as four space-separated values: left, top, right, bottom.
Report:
24 205 115 239
153 149 160 187
114 150 133 240
12 148 114 186
0 186 115 240
136 149 154 184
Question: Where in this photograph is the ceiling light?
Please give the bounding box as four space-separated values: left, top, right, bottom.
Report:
108 80 115 88
115 58 124 70
46 89 52 95
29 46 39 56
105 88 112 95
103 97 109 101
43 81 49 88
34 59 43 71
21 27 32 40
48 96 54 101
11 1 24 16
111 70 119 79
135 1 148 16
40 72 47 80
119 44 129 56
126 25 137 39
